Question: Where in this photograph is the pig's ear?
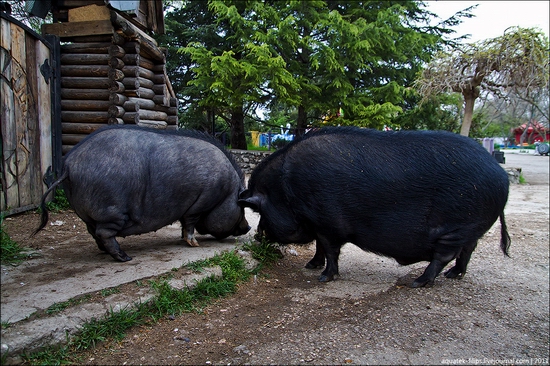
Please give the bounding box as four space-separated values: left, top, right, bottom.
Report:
238 189 251 200
238 192 262 211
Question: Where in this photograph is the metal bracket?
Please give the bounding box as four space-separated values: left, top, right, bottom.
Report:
40 58 52 84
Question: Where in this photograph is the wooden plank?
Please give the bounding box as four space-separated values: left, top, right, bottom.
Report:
124 86 155 99
61 64 109 77
25 32 43 205
60 53 111 65
61 42 112 53
11 21 31 207
62 145 74 155
108 105 125 118
109 93 127 105
61 76 111 89
1 18 17 212
64 77 122 92
61 88 110 100
61 111 109 123
42 19 113 38
137 120 167 129
62 122 107 134
166 115 178 125
61 99 111 111
0 17 10 50
69 4 111 22
122 65 154 79
127 96 155 110
62 134 87 145
110 11 158 46
36 39 53 199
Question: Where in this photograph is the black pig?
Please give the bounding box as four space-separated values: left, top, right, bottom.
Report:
34 125 250 262
239 127 510 287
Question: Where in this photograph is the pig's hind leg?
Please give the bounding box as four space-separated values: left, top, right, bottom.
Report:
443 242 477 279
411 230 470 288
316 235 342 282
305 241 325 269
180 216 200 247
85 222 106 252
94 221 132 262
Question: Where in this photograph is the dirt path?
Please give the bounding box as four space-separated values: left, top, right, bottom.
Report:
2 151 548 365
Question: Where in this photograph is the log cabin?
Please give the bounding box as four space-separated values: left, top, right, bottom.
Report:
37 0 178 154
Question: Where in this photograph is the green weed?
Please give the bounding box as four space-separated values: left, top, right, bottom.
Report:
45 189 71 212
100 287 120 297
22 345 73 366
46 295 92 315
519 174 527 184
0 216 34 266
242 237 283 272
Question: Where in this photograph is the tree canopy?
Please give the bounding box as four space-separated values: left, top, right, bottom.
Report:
160 0 464 147
415 27 550 137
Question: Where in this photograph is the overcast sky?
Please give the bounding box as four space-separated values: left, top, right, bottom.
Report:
425 1 550 42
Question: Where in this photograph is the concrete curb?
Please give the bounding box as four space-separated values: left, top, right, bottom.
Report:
0 264 231 364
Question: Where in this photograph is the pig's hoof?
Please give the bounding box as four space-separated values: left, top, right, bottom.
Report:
186 238 200 247
444 267 463 279
411 278 433 288
114 252 132 262
318 274 334 282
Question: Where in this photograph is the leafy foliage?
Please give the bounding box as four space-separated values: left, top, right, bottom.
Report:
415 27 550 136
0 216 33 266
159 0 467 140
45 189 70 212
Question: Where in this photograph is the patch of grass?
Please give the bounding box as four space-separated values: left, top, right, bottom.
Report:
246 143 270 151
45 189 71 213
22 344 73 366
1 320 11 329
46 295 92 315
0 216 34 266
186 257 211 272
71 305 143 351
519 173 527 184
100 287 120 297
22 242 282 365
242 237 284 272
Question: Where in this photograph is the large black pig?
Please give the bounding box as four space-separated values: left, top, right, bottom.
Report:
239 127 510 287
34 125 250 262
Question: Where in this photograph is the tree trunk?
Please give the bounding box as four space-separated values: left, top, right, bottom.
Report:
296 105 308 137
230 108 247 150
460 87 480 136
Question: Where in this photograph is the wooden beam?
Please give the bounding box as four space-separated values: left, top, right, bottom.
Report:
42 20 113 38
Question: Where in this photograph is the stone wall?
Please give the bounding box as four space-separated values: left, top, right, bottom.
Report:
231 149 522 184
504 167 522 184
230 149 272 175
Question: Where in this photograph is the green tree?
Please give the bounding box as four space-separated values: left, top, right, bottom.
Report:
163 0 467 142
180 1 299 149
391 93 462 132
157 1 223 131
256 1 452 133
415 27 550 137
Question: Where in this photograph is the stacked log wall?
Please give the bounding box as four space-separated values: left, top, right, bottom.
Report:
50 7 178 154
60 41 113 154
